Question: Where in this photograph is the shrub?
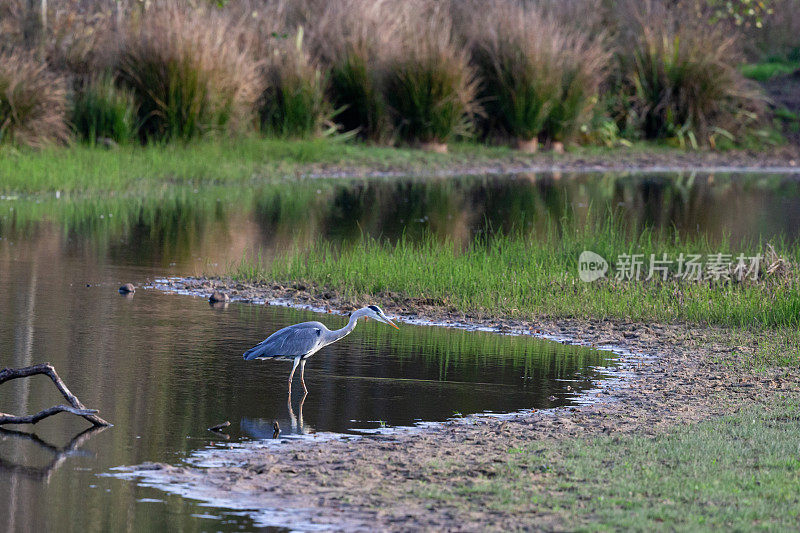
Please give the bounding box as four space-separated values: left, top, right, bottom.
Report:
0 51 68 147
70 74 137 144
460 1 607 145
382 4 479 145
118 4 260 142
613 4 765 145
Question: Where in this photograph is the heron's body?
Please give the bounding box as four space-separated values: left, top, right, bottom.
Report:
243 305 398 392
243 321 333 362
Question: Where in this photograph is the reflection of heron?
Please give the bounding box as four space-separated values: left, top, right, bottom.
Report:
243 305 399 393
288 391 308 434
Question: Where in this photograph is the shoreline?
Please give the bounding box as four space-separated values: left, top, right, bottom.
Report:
301 150 800 181
3 140 800 194
110 276 800 531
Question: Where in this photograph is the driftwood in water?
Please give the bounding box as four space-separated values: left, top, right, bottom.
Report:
208 421 231 432
0 363 111 427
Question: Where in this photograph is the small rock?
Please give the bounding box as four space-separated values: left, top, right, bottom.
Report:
119 283 135 294
209 291 230 303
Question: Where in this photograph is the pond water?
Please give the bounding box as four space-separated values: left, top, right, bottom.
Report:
2 171 799 532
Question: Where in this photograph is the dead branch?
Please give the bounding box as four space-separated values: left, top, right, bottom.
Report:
0 405 99 425
0 363 111 427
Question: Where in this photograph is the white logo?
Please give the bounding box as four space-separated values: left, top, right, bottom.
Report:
578 251 608 282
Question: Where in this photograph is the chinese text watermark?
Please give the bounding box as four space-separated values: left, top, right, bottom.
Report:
579 251 761 282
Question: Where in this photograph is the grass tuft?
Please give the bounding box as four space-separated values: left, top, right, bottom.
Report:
0 51 68 147
613 4 765 146
460 0 607 144
70 74 138 144
382 3 479 144
309 0 394 141
118 3 260 142
259 29 333 139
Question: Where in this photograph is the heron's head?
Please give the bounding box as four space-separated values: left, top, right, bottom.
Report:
364 305 399 329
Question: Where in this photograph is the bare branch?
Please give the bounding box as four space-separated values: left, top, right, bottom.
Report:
0 363 111 427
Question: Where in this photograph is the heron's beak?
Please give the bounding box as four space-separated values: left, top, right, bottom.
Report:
382 315 400 329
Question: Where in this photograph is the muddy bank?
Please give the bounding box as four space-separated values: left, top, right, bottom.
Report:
301 146 800 180
116 277 799 531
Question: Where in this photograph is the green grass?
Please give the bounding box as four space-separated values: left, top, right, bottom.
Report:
0 136 793 195
712 328 800 369
70 75 138 144
419 397 800 530
0 138 520 193
741 61 800 81
233 223 800 329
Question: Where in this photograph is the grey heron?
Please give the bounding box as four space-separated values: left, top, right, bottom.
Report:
243 305 399 392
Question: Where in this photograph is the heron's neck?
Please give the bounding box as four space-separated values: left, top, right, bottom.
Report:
330 309 366 343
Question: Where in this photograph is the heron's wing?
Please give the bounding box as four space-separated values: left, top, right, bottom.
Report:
243 323 323 360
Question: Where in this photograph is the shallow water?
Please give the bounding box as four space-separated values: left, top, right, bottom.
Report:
2 171 799 532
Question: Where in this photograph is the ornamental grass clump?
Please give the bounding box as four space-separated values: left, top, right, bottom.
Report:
309 0 395 141
118 4 260 142
614 3 765 146
0 51 69 147
460 0 607 148
258 28 333 139
70 74 138 144
382 3 479 148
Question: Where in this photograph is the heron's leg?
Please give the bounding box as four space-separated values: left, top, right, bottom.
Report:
288 356 300 392
300 359 308 393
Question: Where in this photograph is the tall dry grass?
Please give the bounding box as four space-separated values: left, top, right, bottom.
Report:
458 0 607 144
0 0 778 149
118 3 260 142
611 2 764 145
381 2 479 144
307 0 397 141
0 51 68 146
258 29 332 138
